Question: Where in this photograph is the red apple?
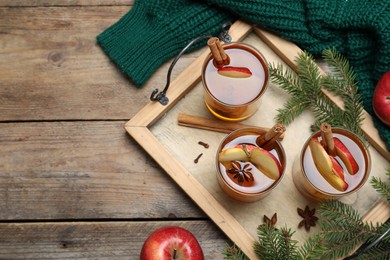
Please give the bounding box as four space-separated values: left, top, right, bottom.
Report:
217 66 252 78
309 138 348 192
333 137 359 175
140 226 204 260
373 70 390 126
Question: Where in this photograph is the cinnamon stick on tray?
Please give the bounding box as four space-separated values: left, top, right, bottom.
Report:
320 122 336 156
177 113 284 140
256 123 286 150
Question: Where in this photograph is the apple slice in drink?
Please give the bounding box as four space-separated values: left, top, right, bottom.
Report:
217 66 252 78
334 137 359 175
219 147 248 162
330 156 346 180
234 144 257 152
309 138 348 192
249 148 281 180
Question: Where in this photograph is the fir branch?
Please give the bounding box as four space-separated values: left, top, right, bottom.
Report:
295 51 322 96
370 169 390 202
222 243 249 260
269 49 366 140
321 49 365 138
319 201 363 228
254 224 300 260
322 48 356 89
354 244 390 260
268 63 303 95
298 234 325 260
275 96 310 125
310 93 345 128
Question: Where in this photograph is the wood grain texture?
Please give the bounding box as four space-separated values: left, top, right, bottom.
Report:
0 5 197 121
0 221 228 259
0 0 132 7
0 121 205 220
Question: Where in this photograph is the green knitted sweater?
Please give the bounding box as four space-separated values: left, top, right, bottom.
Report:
97 0 390 150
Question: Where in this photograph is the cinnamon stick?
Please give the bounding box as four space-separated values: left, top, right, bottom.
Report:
320 122 336 156
207 37 230 68
177 113 284 140
256 123 286 150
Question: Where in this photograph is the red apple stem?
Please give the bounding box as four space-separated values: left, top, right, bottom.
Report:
207 37 230 68
320 122 336 156
173 248 177 259
256 123 286 150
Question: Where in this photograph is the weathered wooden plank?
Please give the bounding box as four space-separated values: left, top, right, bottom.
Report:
0 121 205 220
0 6 197 121
0 0 133 7
0 221 228 259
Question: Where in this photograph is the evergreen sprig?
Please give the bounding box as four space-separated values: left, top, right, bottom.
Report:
370 169 390 202
269 49 365 140
253 225 300 259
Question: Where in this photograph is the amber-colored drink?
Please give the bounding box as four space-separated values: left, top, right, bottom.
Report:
293 128 371 201
216 128 286 202
202 43 269 121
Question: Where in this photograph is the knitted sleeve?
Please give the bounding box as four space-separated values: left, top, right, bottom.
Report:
97 0 232 86
205 0 390 150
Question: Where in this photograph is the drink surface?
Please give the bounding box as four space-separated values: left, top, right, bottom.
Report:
205 48 265 105
303 133 366 194
219 134 277 193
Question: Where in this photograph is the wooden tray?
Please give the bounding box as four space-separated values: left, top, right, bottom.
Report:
125 21 390 259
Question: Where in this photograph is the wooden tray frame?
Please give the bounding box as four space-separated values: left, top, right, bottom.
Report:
125 21 390 259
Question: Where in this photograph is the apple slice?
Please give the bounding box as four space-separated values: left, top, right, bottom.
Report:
217 66 252 78
249 147 281 180
309 138 348 192
219 147 248 162
234 144 257 152
334 137 359 175
330 156 345 181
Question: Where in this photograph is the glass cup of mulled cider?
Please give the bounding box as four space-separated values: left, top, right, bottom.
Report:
216 127 286 202
202 39 269 122
292 127 371 201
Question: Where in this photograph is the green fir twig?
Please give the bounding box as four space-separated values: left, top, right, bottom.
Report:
370 169 390 202
269 49 365 141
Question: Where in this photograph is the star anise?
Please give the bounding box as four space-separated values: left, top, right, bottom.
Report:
297 206 318 231
227 161 254 186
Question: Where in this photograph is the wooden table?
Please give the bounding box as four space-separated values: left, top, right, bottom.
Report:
0 1 230 258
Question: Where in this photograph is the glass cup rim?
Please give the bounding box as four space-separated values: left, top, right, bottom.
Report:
299 127 371 197
216 127 286 195
202 42 270 108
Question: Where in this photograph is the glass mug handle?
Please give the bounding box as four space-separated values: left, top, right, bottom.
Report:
150 22 232 105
